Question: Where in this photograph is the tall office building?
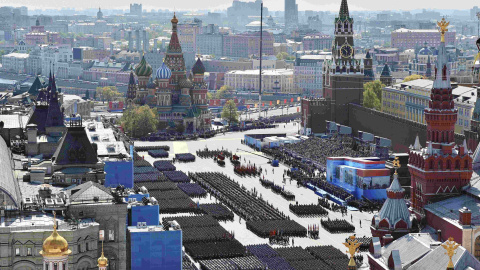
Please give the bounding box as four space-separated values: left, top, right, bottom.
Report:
284 0 298 33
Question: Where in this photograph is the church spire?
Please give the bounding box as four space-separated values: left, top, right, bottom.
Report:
339 0 350 20
433 18 451 90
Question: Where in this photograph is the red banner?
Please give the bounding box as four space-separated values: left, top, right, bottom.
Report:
262 102 265 106
284 99 287 104
247 105 250 109
269 101 272 106
297 107 299 112
291 98 294 102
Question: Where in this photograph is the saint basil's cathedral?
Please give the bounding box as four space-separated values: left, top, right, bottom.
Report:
127 13 210 133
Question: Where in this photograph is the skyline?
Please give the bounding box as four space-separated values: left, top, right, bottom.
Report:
2 0 477 13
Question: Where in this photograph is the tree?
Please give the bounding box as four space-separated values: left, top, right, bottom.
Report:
363 87 381 110
176 123 185 133
216 85 233 99
207 92 213 100
364 80 384 103
403 74 423 82
221 100 239 126
121 105 158 138
276 52 291 60
96 86 122 102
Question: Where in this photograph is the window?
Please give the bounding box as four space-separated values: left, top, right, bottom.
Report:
109 230 115 241
27 247 32 256
15 248 20 256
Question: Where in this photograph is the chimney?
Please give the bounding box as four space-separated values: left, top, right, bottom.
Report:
369 237 382 258
459 207 472 226
383 234 394 246
437 230 442 242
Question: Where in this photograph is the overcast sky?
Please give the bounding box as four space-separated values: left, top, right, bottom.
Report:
3 0 476 12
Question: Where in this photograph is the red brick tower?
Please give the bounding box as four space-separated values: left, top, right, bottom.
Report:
408 18 473 217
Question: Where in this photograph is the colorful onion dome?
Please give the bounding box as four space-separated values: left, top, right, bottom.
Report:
192 57 206 74
134 55 153 77
178 77 193 89
156 62 172 80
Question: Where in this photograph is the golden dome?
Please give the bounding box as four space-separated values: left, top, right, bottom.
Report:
98 241 108 267
40 212 71 257
171 12 178 24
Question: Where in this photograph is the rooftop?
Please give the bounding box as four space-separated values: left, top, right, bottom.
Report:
0 136 21 209
67 181 113 204
127 225 167 233
84 120 129 157
0 115 29 129
3 53 29 58
393 28 455 33
424 194 480 228
298 54 332 61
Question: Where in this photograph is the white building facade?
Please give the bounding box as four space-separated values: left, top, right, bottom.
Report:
1 53 29 73
224 69 299 94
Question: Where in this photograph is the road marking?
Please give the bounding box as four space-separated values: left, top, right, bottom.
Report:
173 141 189 154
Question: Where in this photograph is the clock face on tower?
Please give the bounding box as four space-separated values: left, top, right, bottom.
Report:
340 44 354 58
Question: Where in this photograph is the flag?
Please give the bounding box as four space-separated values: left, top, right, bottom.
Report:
284 99 287 104
269 101 272 106
291 98 294 102
262 102 264 106
297 107 299 112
